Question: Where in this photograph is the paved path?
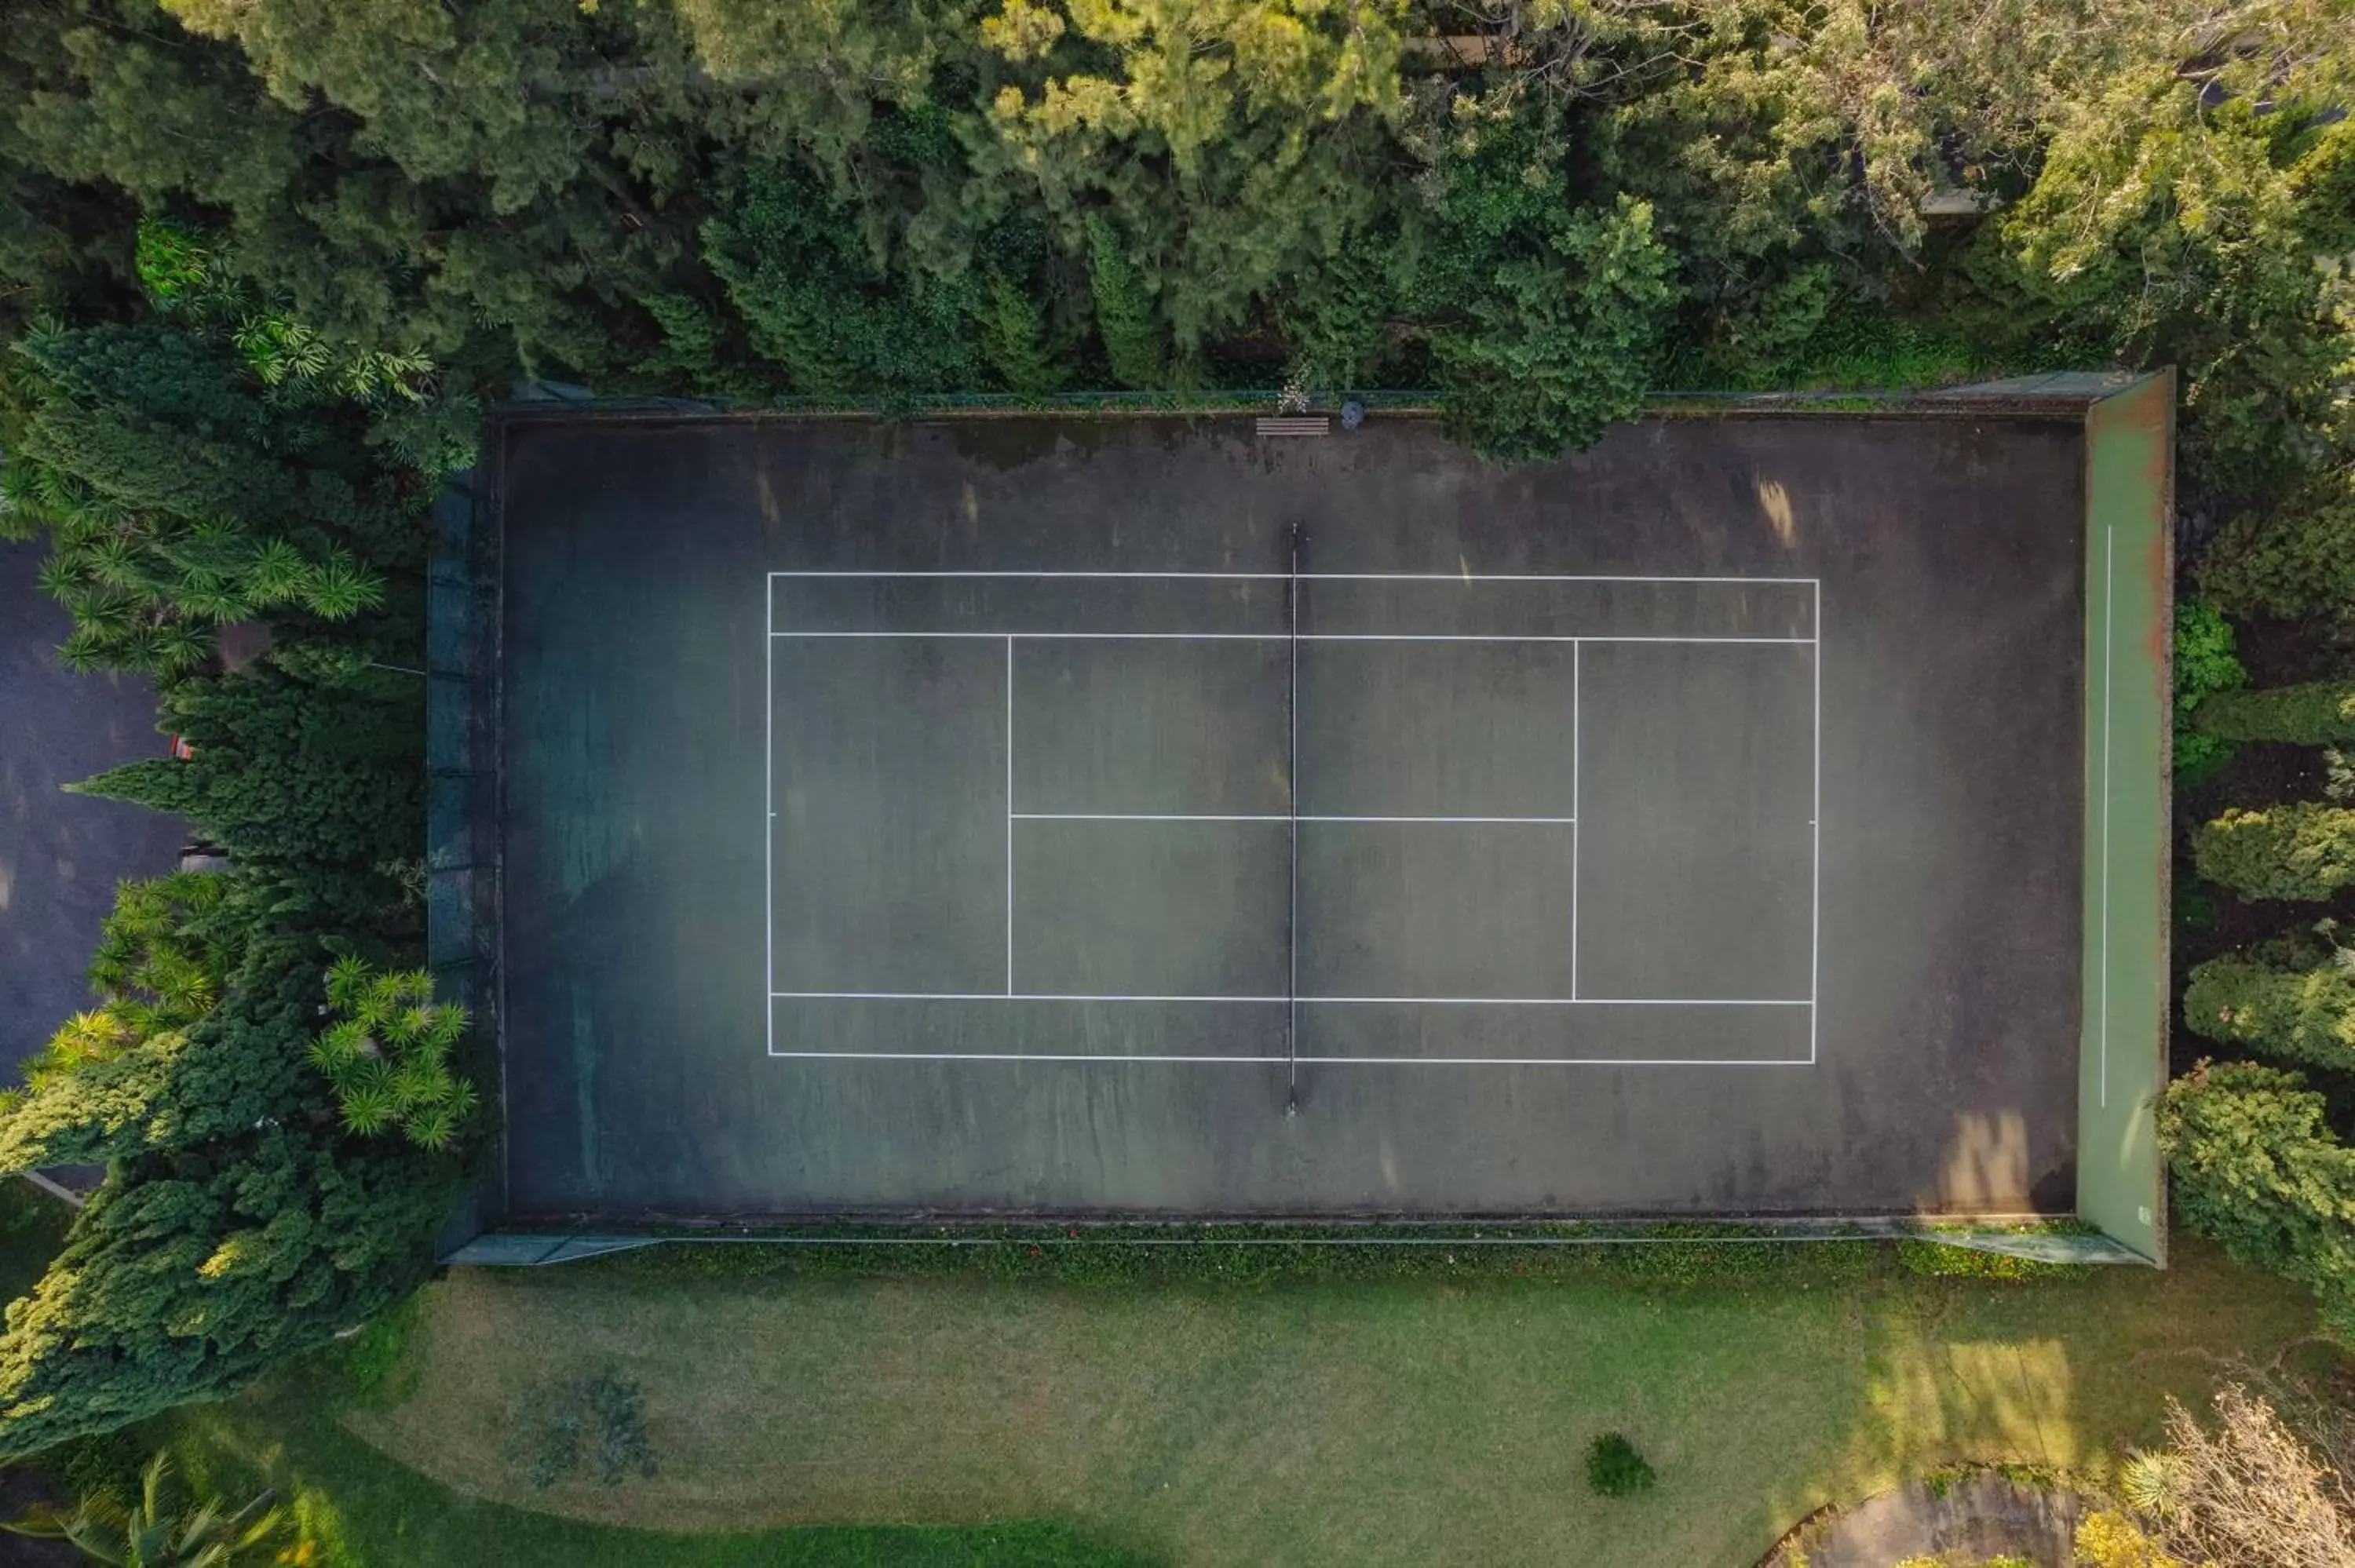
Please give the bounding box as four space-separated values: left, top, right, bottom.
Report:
1767 1474 2090 1567
0 538 186 1074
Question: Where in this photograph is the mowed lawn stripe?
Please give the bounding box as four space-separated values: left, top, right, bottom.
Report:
283 1242 2315 1568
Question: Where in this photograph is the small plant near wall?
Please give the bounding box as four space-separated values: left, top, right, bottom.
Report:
1585 1431 1656 1497
2172 600 2246 784
309 956 477 1149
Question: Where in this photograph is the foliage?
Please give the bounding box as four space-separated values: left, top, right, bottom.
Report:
9 873 233 1100
1892 1239 2090 1281
1583 1431 1655 1497
0 0 2344 456
1672 288 1981 394
309 958 476 1150
520 1368 657 1490
702 164 981 399
2200 467 2355 622
979 0 1403 359
1728 0 2342 258
980 0 1407 174
1083 212 1167 389
598 1223 1891 1289
0 321 420 674
977 262 1072 397
1404 106 1677 460
2135 1384 2355 1567
3 1451 283 1566
2193 804 2355 902
0 1122 449 1460
1430 194 1674 462
2185 941 2355 1072
0 418 436 1453
135 217 435 406
0 1180 75 1311
0 664 447 1449
2174 600 2247 778
312 1290 423 1411
2157 1062 2355 1340
2074 1509 2185 1568
1955 99 2355 500
2196 679 2355 747
71 657 424 928
31 1428 150 1519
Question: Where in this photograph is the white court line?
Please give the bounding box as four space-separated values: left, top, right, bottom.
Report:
770 992 1809 1005
1017 812 1283 822
770 632 1815 644
1571 640 1581 1001
767 1051 1815 1066
1006 635 1015 997
777 630 1281 640
1327 634 1809 644
765 565 774 1057
1810 579 1822 1066
770 572 1825 1064
770 570 1823 585
1012 813 1578 824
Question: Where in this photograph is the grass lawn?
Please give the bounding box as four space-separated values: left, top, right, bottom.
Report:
165 1238 2325 1568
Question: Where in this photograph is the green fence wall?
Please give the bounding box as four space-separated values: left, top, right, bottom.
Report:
2077 371 2174 1264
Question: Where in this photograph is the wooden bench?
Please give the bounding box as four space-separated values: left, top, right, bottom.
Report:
1255 415 1331 438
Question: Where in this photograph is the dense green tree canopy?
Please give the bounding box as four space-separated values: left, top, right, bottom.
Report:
2193 804 2355 903
2160 1062 2355 1338
2185 951 2355 1074
3 0 2347 461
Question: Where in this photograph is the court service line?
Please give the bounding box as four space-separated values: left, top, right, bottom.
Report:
769 570 1823 586
767 1051 1815 1067
1010 813 1579 824
769 991 1810 1005
769 632 1815 644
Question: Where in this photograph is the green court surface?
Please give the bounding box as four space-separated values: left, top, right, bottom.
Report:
436 394 2166 1246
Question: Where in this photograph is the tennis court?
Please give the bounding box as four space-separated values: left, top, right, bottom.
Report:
766 567 1816 1074
455 401 2166 1231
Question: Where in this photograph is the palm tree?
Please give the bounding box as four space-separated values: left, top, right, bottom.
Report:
3 1453 283 1566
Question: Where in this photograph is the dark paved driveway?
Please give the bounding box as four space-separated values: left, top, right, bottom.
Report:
0 538 185 1074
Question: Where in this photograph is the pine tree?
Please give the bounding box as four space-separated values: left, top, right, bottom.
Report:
2 321 418 673
1083 212 1166 388
71 658 424 927
702 165 980 399
2194 804 2355 903
2194 679 2355 746
0 1122 451 1459
2198 469 2355 624
2159 1061 2355 1340
977 271 1068 396
2184 952 2355 1073
8 873 233 1099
